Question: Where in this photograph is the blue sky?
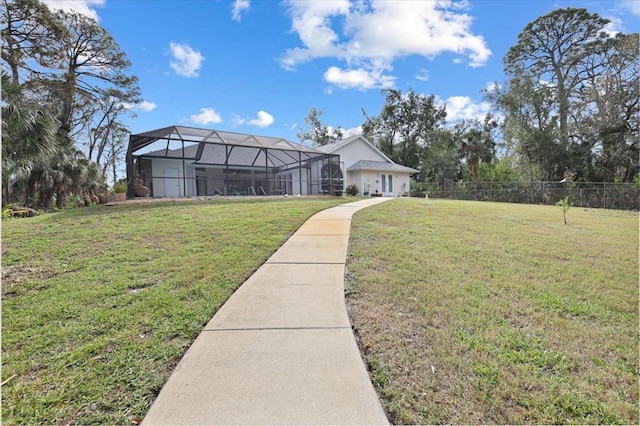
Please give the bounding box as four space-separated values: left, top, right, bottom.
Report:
43 0 640 143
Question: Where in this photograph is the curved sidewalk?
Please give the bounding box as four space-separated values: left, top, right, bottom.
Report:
143 197 391 425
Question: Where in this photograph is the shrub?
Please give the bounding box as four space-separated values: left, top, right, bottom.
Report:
345 183 359 196
410 181 426 197
2 205 39 218
113 179 128 193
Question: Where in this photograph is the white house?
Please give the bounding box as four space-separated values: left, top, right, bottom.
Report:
316 135 419 197
125 127 417 198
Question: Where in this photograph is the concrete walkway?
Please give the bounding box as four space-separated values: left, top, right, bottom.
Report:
142 198 391 425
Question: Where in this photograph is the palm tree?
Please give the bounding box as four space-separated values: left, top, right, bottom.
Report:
52 149 103 209
1 72 59 206
455 115 498 182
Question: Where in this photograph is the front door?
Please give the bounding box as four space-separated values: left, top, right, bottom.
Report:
164 168 180 197
381 174 393 195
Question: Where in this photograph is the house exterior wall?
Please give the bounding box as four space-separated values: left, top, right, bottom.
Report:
395 173 411 197
186 166 196 196
328 138 413 197
310 161 321 194
151 158 188 197
310 159 343 194
277 168 310 195
347 170 377 195
149 157 411 198
335 139 387 168
347 170 362 194
149 159 320 197
144 142 408 197
346 170 411 197
194 167 226 196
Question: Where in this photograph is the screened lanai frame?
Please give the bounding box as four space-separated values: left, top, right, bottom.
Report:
126 125 342 198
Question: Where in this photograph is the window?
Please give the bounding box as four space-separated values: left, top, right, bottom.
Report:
388 175 393 192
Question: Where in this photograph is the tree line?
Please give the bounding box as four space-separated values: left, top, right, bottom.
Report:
2 0 140 209
298 8 639 185
3 4 637 211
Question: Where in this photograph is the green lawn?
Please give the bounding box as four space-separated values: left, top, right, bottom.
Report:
1 197 350 425
345 198 639 424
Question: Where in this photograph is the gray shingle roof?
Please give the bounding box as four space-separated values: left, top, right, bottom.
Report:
142 145 199 159
347 160 419 174
315 135 362 153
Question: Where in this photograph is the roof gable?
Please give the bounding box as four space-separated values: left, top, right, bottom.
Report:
316 135 361 154
317 135 393 164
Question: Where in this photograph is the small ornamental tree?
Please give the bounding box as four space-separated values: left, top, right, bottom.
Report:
556 195 572 225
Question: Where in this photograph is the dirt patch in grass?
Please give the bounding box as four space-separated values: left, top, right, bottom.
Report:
346 198 639 425
2 264 46 286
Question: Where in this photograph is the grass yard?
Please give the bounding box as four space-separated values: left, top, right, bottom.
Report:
346 198 639 425
1 197 350 425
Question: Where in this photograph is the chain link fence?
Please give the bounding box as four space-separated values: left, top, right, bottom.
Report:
412 181 639 211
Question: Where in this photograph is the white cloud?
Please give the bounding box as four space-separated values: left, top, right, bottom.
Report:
279 0 350 71
231 114 246 126
40 0 104 21
248 111 275 127
483 81 501 95
344 1 490 66
280 0 491 90
601 17 623 37
233 111 275 128
190 108 222 125
485 81 500 91
618 0 640 16
169 42 205 78
231 0 250 21
326 125 340 135
538 79 555 88
440 95 492 122
138 100 157 112
342 125 362 137
120 100 157 112
324 66 395 90
415 69 430 82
